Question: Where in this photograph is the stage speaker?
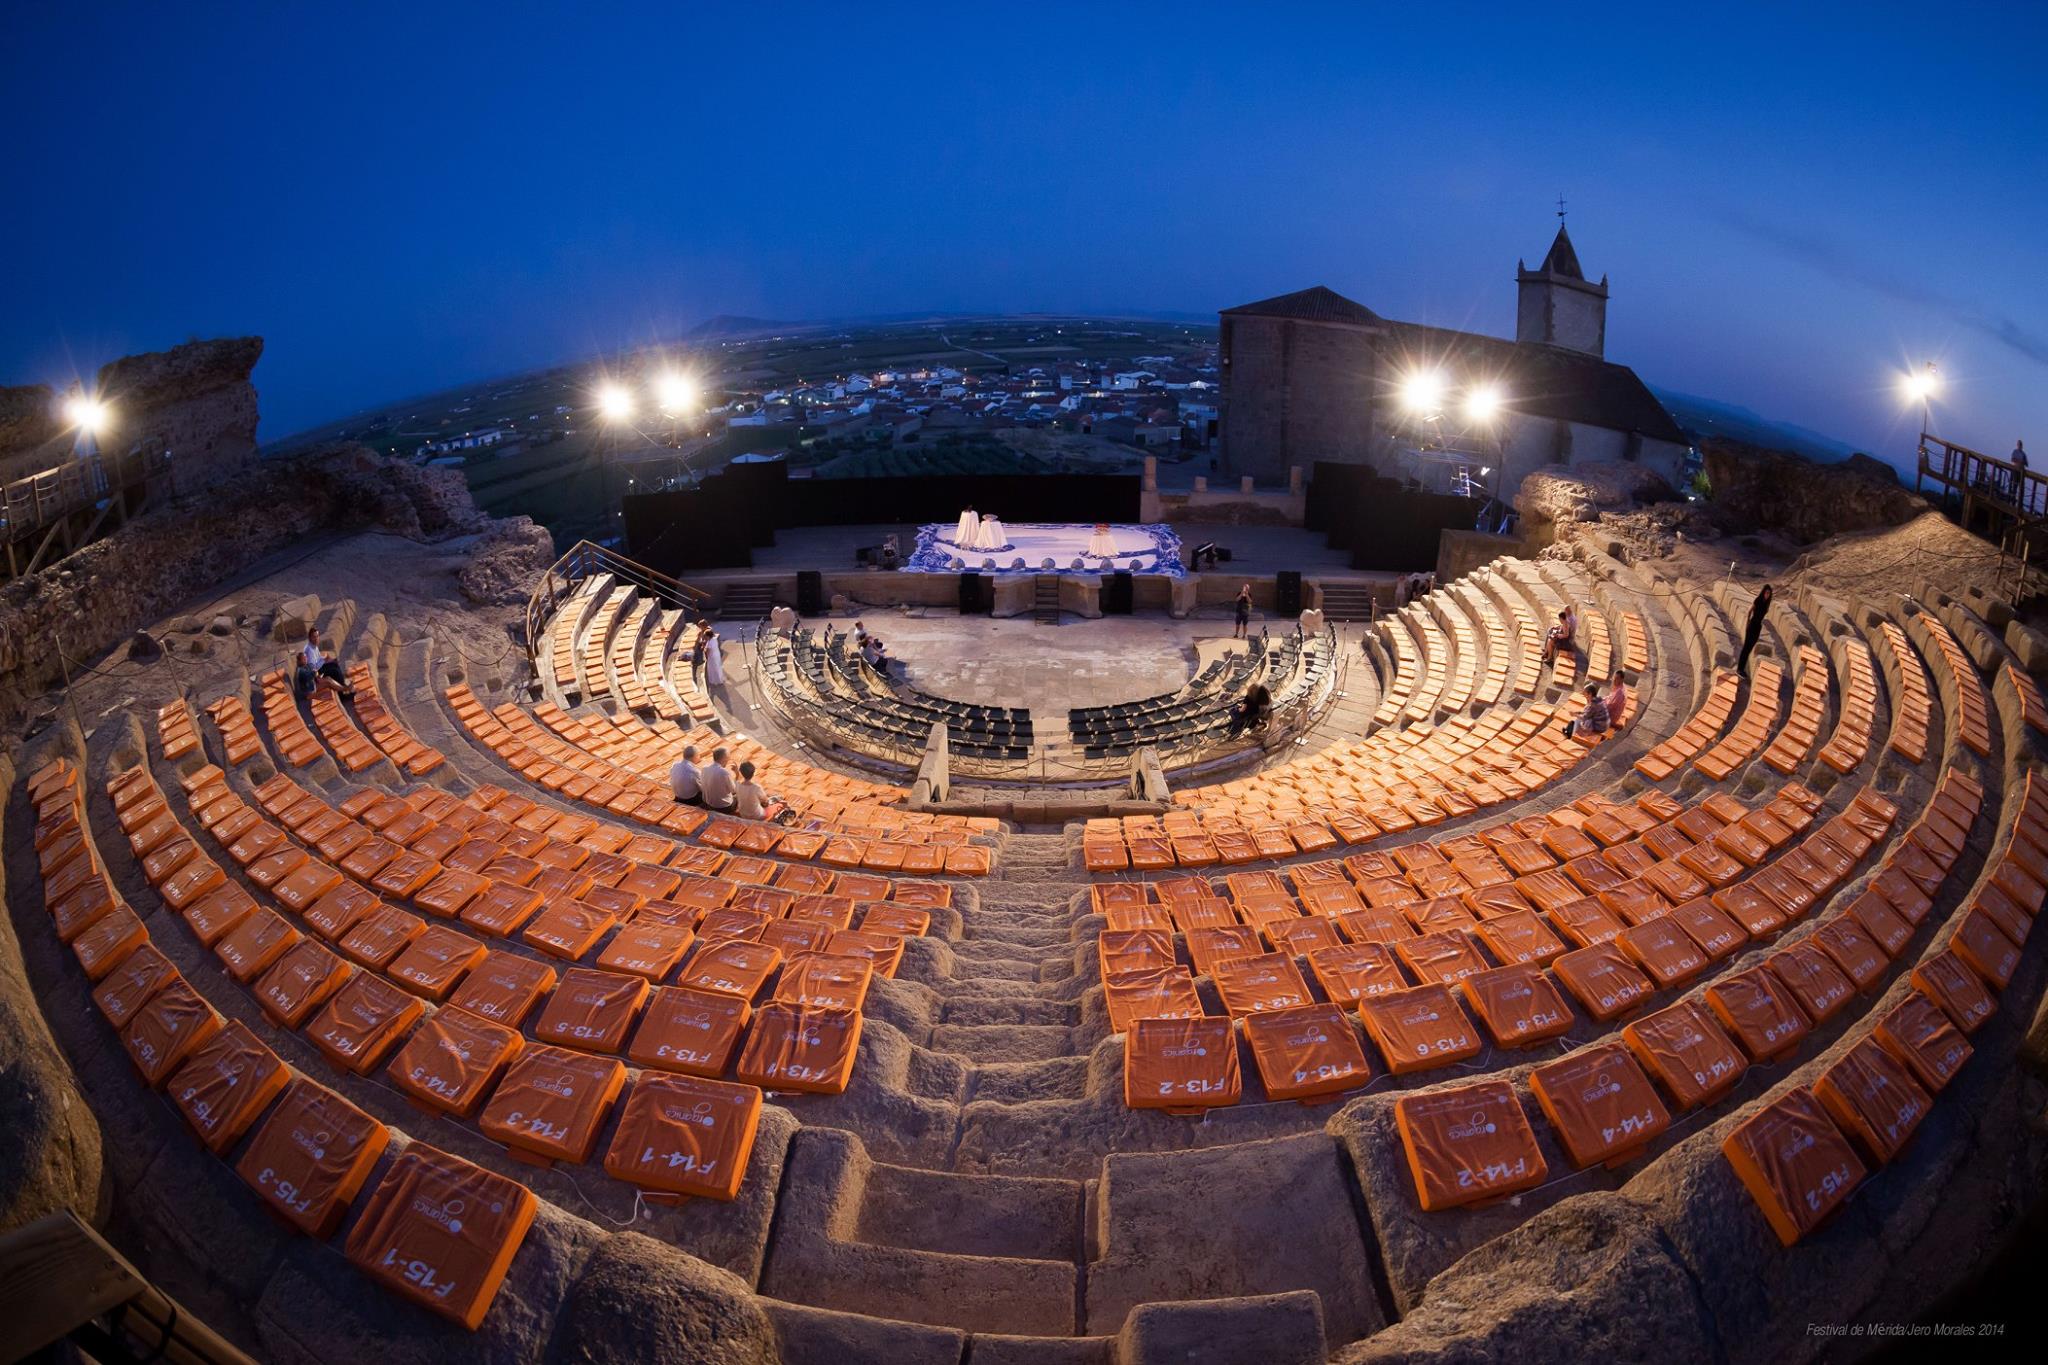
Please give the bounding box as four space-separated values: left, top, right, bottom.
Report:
1103 571 1134 615
959 572 989 615
797 570 824 616
1276 570 1303 616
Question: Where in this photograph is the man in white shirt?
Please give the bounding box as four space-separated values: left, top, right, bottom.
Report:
698 746 737 812
732 760 771 821
669 745 701 805
296 627 354 701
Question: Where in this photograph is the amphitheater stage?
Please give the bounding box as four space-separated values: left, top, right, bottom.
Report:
707 522 1360 579
903 521 1186 575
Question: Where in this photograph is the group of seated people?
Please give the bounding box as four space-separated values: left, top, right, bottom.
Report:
293 627 355 702
1226 682 1273 738
1563 669 1631 739
668 743 784 822
852 621 894 674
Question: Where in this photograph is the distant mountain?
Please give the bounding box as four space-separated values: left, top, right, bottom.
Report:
1651 387 1862 465
682 315 803 340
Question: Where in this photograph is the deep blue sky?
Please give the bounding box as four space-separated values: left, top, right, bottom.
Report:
4 2 2043 461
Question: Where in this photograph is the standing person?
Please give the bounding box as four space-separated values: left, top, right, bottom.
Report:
1737 584 1773 679
669 744 701 805
296 627 354 701
1233 584 1252 640
703 627 726 689
2014 440 2031 513
698 746 737 812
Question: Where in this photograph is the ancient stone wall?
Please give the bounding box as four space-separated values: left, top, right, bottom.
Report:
1513 460 1680 548
96 337 264 494
0 443 485 732
0 744 105 1232
1701 437 1929 543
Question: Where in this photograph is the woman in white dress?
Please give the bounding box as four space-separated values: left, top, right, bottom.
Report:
1085 523 1117 559
976 514 1007 550
954 507 980 547
704 630 727 688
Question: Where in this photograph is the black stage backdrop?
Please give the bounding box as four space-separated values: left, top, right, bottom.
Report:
624 464 1144 572
1306 461 1482 571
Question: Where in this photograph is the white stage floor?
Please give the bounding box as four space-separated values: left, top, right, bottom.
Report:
905 522 1186 576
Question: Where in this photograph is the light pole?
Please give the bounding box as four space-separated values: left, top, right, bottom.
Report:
596 382 634 542
1900 361 1939 441
64 391 108 461
656 372 696 488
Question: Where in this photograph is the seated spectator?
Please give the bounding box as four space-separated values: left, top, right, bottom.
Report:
698 746 737 812
295 627 354 701
1603 670 1630 726
1542 606 1578 664
862 635 890 673
732 760 777 821
669 744 701 805
1562 682 1610 740
1227 682 1273 738
852 620 869 647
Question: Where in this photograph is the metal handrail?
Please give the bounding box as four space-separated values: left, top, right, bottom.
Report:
523 539 710 670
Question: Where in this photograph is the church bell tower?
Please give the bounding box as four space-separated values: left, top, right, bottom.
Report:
1516 222 1608 358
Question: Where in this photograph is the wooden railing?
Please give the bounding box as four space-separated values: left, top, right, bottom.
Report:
522 538 710 671
1916 434 2048 605
1 441 171 580
0 443 169 542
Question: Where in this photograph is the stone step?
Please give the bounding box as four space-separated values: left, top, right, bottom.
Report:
928 1024 1075 1063
762 1129 1080 1337
940 997 1079 1028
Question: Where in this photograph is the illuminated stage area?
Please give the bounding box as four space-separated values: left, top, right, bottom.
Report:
905 521 1186 575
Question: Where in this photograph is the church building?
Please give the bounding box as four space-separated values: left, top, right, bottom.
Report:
1216 225 1689 500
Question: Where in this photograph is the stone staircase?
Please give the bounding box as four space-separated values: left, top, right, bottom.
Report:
718 581 778 622
1033 575 1061 624
1319 581 1377 622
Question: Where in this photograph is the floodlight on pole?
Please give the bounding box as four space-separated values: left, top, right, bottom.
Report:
1899 361 1938 439
597 383 634 423
656 373 696 414
65 394 107 435
1399 368 1446 416
1463 384 1504 425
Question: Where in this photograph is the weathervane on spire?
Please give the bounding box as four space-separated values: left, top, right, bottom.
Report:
1556 194 1567 221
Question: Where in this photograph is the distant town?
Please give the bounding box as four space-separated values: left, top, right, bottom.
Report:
271 317 1222 544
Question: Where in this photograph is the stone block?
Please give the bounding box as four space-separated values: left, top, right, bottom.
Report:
1116 1291 1325 1365
2005 619 2048 675
766 1301 965 1365
1085 1132 1383 1343
272 594 321 642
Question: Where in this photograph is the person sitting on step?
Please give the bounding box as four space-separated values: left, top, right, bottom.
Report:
1227 681 1273 737
1541 606 1578 665
1562 681 1610 740
698 746 737 813
296 627 354 701
733 759 783 822
669 744 702 806
1603 669 1631 727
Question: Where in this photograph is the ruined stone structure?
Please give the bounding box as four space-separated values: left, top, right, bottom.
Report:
1218 227 1688 499
0 336 262 492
